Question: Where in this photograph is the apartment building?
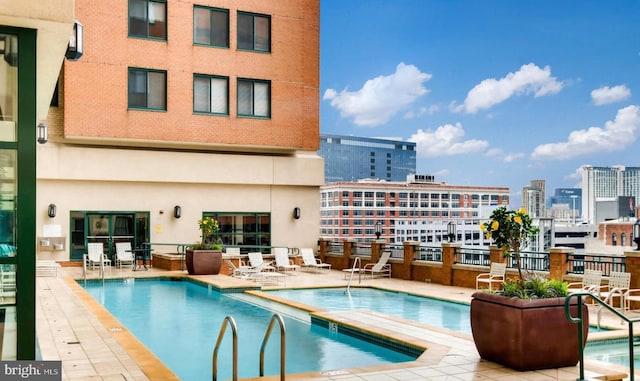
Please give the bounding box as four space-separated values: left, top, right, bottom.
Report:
318 134 416 182
581 165 640 224
39 1 322 262
320 176 510 245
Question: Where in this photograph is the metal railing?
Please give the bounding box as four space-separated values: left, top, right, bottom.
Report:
326 241 343 255
212 316 238 381
507 251 550 272
353 243 372 257
565 292 638 381
567 253 626 276
416 245 443 262
455 247 489 266
260 314 286 381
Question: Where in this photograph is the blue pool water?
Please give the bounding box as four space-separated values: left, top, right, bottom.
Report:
584 339 639 369
267 287 473 333
80 278 414 380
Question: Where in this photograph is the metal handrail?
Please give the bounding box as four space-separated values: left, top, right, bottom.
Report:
260 314 286 380
565 292 640 381
345 256 362 294
212 316 238 381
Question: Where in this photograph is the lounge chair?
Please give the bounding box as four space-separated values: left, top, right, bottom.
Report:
300 248 331 273
567 269 603 296
363 250 391 278
86 242 111 270
247 252 276 272
475 262 506 291
224 259 256 279
115 242 135 269
274 247 300 274
225 247 241 256
599 271 631 311
36 258 58 277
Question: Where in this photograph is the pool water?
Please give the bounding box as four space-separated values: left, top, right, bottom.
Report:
80 278 414 380
267 287 473 333
584 339 639 369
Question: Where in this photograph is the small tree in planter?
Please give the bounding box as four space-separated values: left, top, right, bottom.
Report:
472 206 587 371
186 216 223 275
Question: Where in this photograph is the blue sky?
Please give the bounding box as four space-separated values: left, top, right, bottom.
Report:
319 1 640 206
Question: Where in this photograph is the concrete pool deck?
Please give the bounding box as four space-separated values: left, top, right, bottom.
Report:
36 265 636 380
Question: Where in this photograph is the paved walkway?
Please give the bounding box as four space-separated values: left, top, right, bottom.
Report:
35 264 636 380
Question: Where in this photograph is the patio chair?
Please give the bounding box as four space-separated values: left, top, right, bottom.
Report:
599 271 631 311
115 242 135 269
247 252 276 272
300 248 331 273
567 269 603 296
475 262 506 291
224 259 256 279
274 247 300 274
36 258 58 277
86 242 111 270
362 250 392 278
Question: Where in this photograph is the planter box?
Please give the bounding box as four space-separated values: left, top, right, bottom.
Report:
470 291 588 371
185 249 222 275
152 253 184 271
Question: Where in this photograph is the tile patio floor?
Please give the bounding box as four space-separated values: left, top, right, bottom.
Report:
35 263 638 380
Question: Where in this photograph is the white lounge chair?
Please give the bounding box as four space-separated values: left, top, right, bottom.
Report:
224 259 257 279
36 258 58 277
600 271 631 311
363 251 391 278
0 270 16 302
247 252 276 272
115 242 135 269
86 242 111 270
300 248 331 273
475 262 506 291
567 269 603 296
274 247 300 274
225 247 241 256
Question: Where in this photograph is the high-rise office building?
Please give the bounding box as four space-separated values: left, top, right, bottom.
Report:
522 180 546 218
318 134 416 182
580 165 640 224
548 188 581 221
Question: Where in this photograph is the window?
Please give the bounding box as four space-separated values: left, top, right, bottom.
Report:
237 78 270 117
194 74 228 114
194 6 229 47
128 68 166 110
237 12 270 52
129 0 166 39
208 212 270 248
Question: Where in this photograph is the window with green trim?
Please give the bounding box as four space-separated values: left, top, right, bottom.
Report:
194 6 229 47
128 68 167 110
129 0 167 40
194 74 228 114
206 213 270 250
237 78 270 118
237 12 270 52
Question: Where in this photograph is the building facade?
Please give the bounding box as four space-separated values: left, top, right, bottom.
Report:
581 165 640 224
39 1 322 262
548 188 581 222
320 178 510 245
318 134 416 182
522 179 545 218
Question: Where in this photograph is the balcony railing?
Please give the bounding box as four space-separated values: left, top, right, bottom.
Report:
416 245 443 262
455 247 490 266
566 253 626 276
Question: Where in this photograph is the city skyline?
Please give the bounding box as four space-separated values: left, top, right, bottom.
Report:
319 1 640 207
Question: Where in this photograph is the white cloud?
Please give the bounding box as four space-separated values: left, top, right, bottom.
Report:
531 105 640 160
503 152 525 163
323 63 432 126
457 63 564 114
591 85 631 106
485 148 503 157
408 122 489 157
403 104 442 119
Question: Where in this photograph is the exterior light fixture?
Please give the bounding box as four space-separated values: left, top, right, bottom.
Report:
37 123 48 144
293 207 301 219
447 221 456 242
374 220 382 240
47 204 56 218
2 35 17 66
173 205 181 219
634 219 640 251
65 20 83 61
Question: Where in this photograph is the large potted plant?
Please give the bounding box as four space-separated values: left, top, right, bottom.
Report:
185 216 223 275
472 206 588 371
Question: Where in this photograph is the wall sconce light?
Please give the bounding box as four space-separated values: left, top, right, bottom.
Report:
293 207 301 220
447 221 456 242
2 35 17 67
37 123 48 144
47 203 56 218
65 20 83 61
174 205 181 219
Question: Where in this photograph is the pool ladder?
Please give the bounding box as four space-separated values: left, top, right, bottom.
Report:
345 256 362 294
212 314 286 381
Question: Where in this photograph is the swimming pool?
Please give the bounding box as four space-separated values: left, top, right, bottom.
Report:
584 338 639 369
80 278 414 380
266 287 473 333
